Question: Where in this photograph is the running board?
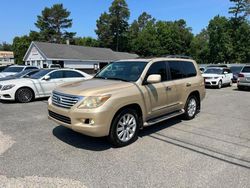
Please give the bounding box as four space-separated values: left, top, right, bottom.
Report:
144 109 185 127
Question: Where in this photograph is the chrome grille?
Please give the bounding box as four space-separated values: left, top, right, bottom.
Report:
52 91 83 109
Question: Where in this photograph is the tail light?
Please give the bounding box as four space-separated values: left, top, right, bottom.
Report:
238 73 244 78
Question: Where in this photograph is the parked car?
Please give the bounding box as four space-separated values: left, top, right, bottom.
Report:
49 64 61 69
199 67 206 73
202 67 233 89
48 57 206 146
237 65 250 90
0 65 39 78
0 69 40 82
0 65 10 72
230 65 244 83
0 69 92 103
207 64 228 68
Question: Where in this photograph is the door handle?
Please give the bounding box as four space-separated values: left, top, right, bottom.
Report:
165 86 172 91
186 83 192 87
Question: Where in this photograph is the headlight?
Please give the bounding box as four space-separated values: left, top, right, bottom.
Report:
78 94 111 109
1 84 15 91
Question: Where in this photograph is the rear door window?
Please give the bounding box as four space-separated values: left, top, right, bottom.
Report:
63 70 84 78
242 66 250 73
168 61 197 80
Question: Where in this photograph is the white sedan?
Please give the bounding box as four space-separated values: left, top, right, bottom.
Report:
0 65 38 78
0 69 92 103
202 67 233 89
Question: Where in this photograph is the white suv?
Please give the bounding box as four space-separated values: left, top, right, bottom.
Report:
202 67 233 89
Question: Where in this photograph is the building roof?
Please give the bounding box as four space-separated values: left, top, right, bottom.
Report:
24 41 138 62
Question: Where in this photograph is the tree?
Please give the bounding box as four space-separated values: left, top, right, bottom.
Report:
189 29 210 64
96 0 130 51
12 31 41 64
95 12 113 48
229 0 249 20
207 16 233 63
0 42 12 51
35 4 75 43
73 37 99 47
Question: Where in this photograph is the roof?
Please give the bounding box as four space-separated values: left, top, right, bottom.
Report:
24 42 139 61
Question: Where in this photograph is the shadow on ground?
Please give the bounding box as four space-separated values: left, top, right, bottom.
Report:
52 117 183 151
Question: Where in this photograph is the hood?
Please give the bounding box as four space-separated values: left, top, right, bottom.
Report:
0 78 39 86
202 73 221 78
0 72 16 78
55 79 134 96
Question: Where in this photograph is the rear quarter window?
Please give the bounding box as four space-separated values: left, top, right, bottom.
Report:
242 66 250 73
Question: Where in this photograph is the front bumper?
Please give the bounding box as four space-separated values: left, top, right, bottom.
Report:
48 98 114 137
0 89 16 100
204 78 220 87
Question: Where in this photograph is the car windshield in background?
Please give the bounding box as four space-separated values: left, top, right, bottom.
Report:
242 66 250 73
95 61 148 82
30 69 53 79
2 67 24 73
204 68 223 74
230 66 243 74
9 70 33 78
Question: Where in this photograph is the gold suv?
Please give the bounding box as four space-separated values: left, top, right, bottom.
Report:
48 57 205 146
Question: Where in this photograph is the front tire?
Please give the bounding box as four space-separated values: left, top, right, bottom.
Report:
217 80 222 89
108 109 140 147
15 88 34 103
183 95 198 120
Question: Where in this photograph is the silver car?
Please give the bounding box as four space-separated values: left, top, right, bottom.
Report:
237 66 250 90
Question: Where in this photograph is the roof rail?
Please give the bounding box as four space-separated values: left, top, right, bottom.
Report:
166 55 193 59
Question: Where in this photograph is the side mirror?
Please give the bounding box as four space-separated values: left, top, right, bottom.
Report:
147 74 161 84
43 75 50 81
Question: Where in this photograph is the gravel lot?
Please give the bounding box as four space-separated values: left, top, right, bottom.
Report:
0 84 250 187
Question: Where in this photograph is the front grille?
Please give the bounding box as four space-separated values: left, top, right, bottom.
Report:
52 91 83 109
48 110 71 124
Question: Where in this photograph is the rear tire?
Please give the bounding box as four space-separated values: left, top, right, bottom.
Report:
108 109 140 147
15 88 34 103
183 95 198 120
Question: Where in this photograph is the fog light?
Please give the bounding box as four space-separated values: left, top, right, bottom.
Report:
90 119 95 125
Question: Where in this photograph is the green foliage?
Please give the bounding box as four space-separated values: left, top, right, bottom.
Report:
207 16 233 63
73 37 100 47
0 42 12 51
189 29 210 64
35 4 75 43
229 0 249 20
129 15 193 57
12 32 41 64
96 0 130 51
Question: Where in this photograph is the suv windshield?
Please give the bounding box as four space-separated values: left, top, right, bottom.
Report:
2 66 24 73
30 69 53 79
95 61 148 82
204 68 223 74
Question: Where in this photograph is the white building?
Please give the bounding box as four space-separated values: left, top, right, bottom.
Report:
23 42 139 74
0 51 15 65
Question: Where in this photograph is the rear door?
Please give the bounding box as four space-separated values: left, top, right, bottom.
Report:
167 61 198 110
241 66 250 83
62 70 85 83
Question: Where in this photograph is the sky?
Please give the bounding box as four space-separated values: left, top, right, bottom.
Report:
0 0 232 44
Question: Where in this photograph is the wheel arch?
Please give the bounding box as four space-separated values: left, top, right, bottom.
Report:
15 86 36 101
187 90 201 110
